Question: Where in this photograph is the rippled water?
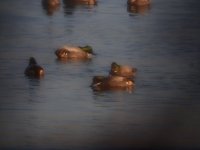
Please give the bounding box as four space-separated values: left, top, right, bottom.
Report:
0 0 200 149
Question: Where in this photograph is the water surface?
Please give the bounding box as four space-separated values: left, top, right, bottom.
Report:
0 0 200 149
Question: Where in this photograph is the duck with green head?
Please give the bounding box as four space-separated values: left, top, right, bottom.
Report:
110 62 137 78
55 45 94 60
24 57 44 78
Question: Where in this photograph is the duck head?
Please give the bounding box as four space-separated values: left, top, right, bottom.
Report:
110 62 121 74
110 62 137 78
79 45 94 54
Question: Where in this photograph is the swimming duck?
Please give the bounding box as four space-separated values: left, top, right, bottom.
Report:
91 75 134 91
24 57 44 78
110 62 137 78
127 0 150 6
42 0 60 7
65 0 97 5
55 45 94 60
42 0 61 15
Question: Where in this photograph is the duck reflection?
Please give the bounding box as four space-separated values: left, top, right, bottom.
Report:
42 0 61 16
55 57 92 64
127 3 150 14
63 0 97 15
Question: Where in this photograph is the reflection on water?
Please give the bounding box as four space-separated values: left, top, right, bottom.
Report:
0 0 200 149
127 4 151 14
63 0 97 15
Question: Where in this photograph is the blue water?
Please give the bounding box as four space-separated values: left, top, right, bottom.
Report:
0 0 200 149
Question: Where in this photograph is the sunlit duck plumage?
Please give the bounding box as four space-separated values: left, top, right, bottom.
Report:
110 62 137 78
55 45 94 60
91 76 134 91
24 57 44 78
127 0 150 6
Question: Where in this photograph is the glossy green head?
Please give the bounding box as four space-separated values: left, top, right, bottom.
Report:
111 62 120 73
79 45 93 54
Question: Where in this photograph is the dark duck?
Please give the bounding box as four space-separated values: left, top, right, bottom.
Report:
24 57 44 78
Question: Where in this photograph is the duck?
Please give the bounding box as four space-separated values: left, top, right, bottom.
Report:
109 62 137 78
42 0 60 15
55 45 94 60
91 75 134 91
24 57 44 78
42 0 60 7
127 0 150 6
65 0 97 5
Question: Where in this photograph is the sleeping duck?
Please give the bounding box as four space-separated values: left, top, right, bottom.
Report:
24 57 44 78
127 0 150 6
55 45 94 60
91 75 134 91
110 62 137 78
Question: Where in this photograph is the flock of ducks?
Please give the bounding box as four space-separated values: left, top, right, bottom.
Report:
25 45 136 92
42 0 151 15
42 0 150 6
25 0 151 91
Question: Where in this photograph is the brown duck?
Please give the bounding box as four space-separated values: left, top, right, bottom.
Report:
24 57 44 78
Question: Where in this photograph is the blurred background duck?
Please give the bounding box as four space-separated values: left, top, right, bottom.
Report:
127 0 150 6
110 62 137 78
91 75 134 91
42 0 60 15
42 0 60 7
63 0 97 5
24 57 44 78
55 45 94 60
